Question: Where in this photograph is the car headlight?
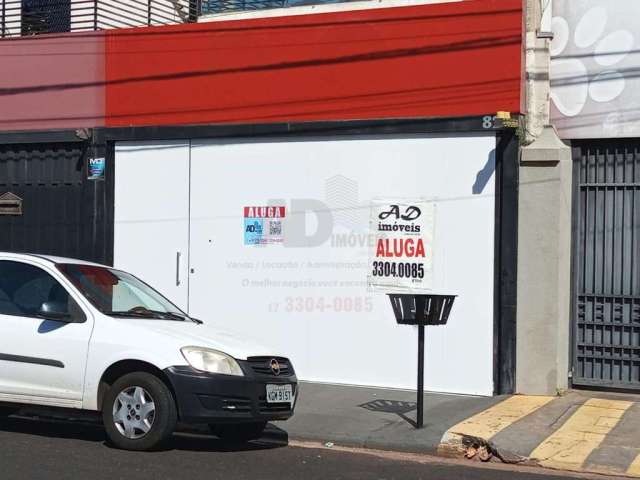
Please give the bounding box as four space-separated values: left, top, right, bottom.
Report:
180 347 244 376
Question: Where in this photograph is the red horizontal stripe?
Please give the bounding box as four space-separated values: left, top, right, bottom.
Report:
0 0 522 132
104 0 522 127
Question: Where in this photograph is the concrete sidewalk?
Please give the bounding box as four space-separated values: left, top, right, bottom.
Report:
278 382 504 454
277 382 640 478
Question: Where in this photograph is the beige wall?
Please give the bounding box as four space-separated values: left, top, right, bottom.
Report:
517 0 574 396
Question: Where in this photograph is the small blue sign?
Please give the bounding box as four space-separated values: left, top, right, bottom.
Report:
88 157 105 180
244 218 264 245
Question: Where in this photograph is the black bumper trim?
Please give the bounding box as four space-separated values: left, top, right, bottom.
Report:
164 365 298 424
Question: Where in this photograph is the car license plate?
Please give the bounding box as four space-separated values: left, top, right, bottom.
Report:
266 384 294 404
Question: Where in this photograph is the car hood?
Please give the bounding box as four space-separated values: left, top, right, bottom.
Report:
120 319 278 360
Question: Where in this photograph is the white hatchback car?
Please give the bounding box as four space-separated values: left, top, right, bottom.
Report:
0 253 297 450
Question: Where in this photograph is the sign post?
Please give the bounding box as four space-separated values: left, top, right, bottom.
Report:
367 198 455 429
388 294 456 428
417 322 425 428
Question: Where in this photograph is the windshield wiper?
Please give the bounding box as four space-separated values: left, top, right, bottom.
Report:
155 311 189 322
161 311 203 324
107 311 165 319
106 309 192 322
141 309 202 324
105 307 201 323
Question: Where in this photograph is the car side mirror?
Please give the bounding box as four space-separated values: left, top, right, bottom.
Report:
39 301 73 322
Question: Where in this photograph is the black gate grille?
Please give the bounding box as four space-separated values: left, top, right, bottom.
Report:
0 141 112 265
572 139 640 390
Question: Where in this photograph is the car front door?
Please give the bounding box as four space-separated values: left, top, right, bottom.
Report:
0 259 93 408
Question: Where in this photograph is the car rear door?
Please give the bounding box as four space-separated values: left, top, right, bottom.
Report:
0 259 93 408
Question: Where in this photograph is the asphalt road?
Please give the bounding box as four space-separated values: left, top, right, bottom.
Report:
0 415 618 480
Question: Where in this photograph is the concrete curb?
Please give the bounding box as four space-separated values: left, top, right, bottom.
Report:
437 431 530 464
288 419 640 479
289 430 638 479
288 431 441 456
436 430 640 479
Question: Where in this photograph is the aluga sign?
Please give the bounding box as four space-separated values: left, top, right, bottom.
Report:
368 200 435 292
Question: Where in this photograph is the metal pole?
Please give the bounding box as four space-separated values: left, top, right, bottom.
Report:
93 0 98 31
1 0 5 38
417 324 425 429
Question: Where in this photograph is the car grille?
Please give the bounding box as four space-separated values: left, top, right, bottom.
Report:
246 357 294 377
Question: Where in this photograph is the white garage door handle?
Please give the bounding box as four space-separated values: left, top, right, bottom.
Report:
176 251 182 286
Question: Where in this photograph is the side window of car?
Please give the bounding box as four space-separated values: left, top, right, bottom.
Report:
0 260 84 321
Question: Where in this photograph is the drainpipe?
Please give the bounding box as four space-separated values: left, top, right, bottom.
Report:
523 0 552 145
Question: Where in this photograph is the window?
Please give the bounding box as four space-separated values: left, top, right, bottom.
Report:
199 0 356 15
57 264 187 321
0 260 82 320
21 0 71 36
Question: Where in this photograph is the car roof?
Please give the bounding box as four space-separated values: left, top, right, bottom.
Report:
0 252 107 268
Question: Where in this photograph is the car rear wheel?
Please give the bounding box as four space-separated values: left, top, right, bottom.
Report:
210 421 267 443
102 372 177 451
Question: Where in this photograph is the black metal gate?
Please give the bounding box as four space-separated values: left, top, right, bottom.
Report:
572 139 640 390
0 141 112 264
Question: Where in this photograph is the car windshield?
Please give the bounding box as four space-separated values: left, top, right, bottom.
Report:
57 263 188 321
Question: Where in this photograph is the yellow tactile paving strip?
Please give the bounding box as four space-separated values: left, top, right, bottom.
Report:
628 453 640 477
530 398 634 471
448 395 555 439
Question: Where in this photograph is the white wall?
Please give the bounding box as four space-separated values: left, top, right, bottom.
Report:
551 0 640 138
187 134 497 395
114 141 191 311
113 134 497 395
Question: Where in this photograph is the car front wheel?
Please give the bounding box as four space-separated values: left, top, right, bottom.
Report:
102 372 177 451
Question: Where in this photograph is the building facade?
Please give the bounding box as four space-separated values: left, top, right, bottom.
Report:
518 0 639 395
0 0 522 397
5 0 636 398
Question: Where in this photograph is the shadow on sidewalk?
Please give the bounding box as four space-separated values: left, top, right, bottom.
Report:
358 399 418 428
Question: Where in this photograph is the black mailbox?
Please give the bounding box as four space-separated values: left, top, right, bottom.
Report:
387 293 456 429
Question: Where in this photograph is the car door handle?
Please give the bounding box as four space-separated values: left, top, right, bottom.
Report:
176 251 182 286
